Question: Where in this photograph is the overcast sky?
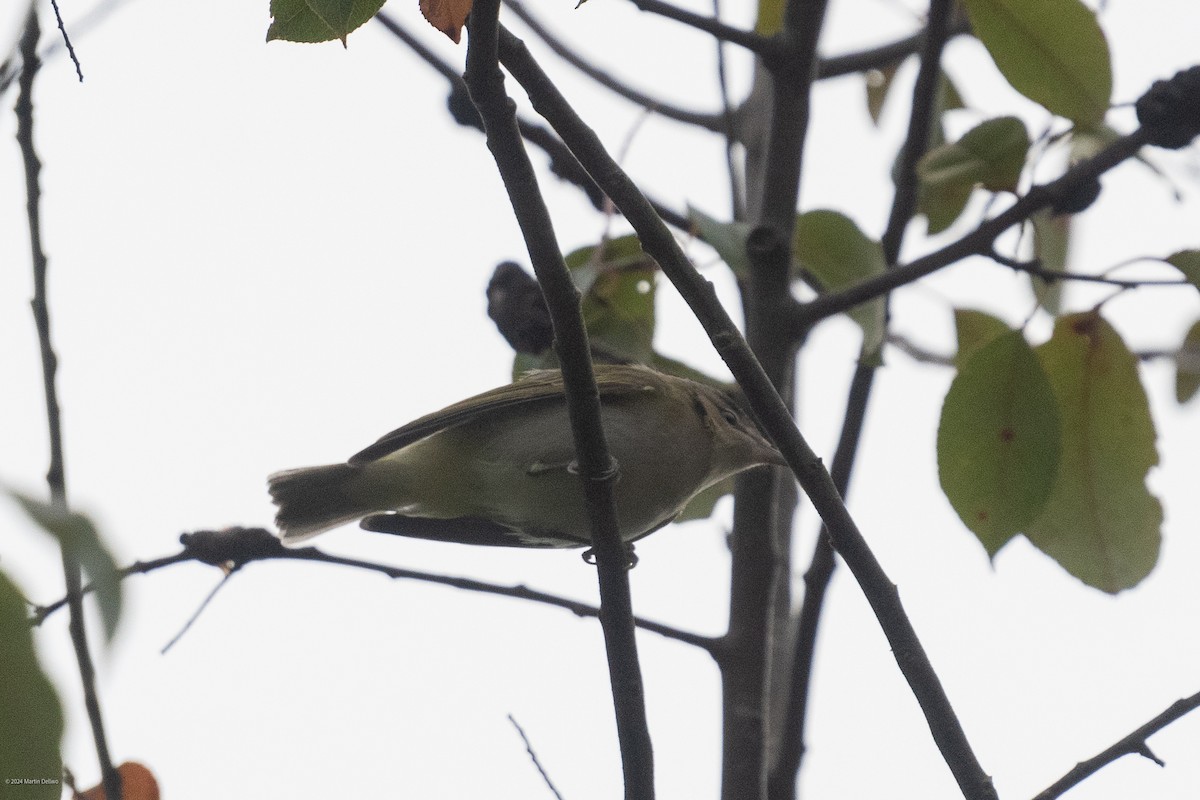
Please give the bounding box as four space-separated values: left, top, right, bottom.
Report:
2 0 1200 798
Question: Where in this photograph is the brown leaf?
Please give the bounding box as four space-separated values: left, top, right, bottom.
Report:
420 0 473 42
75 762 161 800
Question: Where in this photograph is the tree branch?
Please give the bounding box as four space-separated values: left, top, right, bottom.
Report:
814 11 971 78
770 3 956 794
732 0 831 793
374 9 693 230
31 529 719 652
508 714 567 800
17 9 119 800
624 0 782 60
496 26 997 800
987 249 1191 289
795 127 1154 332
465 4 655 796
1031 691 1200 800
503 0 727 131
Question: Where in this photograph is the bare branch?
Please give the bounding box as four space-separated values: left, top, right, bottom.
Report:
815 11 971 78
987 249 1192 289
465 3 655 794
1031 691 1200 800
373 10 693 230
770 3 959 795
623 0 782 60
32 528 720 652
503 0 726 131
508 714 568 800
496 26 997 800
17 8 117 799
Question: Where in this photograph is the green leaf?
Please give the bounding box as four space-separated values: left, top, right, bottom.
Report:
793 210 887 364
916 117 1029 233
563 236 657 364
940 71 967 114
1176 319 1200 404
1030 210 1070 316
1165 249 1200 292
938 331 1061 556
918 116 1030 193
917 180 974 235
0 570 63 797
689 206 753 279
953 309 1013 367
1026 312 1161 593
9 493 123 642
961 0 1112 126
267 0 385 44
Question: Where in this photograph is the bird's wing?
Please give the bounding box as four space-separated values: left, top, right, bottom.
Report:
348 366 659 464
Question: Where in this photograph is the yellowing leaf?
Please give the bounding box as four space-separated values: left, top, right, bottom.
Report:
1027 312 1161 592
1030 210 1070 316
953 308 1012 367
794 210 887 364
1176 319 1200 404
961 0 1112 126
76 762 161 800
938 331 1061 556
0 571 62 800
420 0 473 43
266 0 386 44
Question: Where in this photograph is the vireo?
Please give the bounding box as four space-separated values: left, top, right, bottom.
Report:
269 365 785 549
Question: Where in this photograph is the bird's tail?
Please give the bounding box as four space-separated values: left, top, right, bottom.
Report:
268 463 366 545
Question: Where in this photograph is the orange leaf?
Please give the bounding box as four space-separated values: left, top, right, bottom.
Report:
420 0 473 42
75 762 160 800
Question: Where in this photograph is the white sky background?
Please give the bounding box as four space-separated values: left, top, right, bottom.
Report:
1 0 1199 798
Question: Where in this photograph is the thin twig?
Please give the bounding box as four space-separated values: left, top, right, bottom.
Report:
796 128 1154 331
373 9 692 230
508 714 567 800
624 0 782 60
469 12 659 795
160 569 237 654
32 529 720 652
496 27 998 800
1030 691 1200 800
16 9 117 800
988 249 1191 289
503 0 725 132
814 11 971 78
710 0 743 220
48 0 83 81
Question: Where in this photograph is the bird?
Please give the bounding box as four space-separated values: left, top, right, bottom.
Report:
268 364 786 551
